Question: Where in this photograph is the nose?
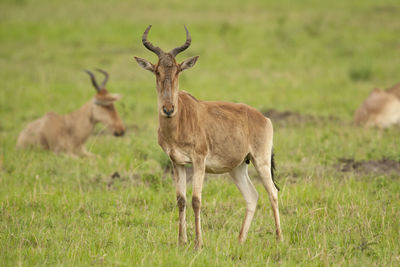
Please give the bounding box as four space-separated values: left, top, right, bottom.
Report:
113 128 125 137
162 105 174 117
114 130 125 137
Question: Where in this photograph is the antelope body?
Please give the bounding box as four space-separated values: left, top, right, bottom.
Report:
135 26 282 248
354 82 400 128
16 69 125 156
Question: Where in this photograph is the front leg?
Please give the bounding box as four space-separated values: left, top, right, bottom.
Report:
77 146 96 158
172 163 187 245
191 157 206 249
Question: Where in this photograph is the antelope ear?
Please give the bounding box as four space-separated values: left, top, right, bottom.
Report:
179 56 199 72
134 56 155 73
109 93 121 101
95 94 121 106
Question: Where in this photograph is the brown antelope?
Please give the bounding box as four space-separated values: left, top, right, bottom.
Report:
16 69 125 156
134 25 282 248
354 82 400 128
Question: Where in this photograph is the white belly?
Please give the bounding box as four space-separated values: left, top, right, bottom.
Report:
205 155 242 174
168 149 241 174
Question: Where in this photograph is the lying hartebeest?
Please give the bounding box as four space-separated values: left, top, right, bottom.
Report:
16 69 125 156
354 82 400 128
134 25 282 248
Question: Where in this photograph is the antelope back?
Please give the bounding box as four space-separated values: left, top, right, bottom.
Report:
354 88 400 127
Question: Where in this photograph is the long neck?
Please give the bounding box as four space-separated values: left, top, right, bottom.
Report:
158 92 198 141
65 101 96 145
158 102 181 140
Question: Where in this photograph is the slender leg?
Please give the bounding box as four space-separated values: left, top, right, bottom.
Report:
172 163 187 245
78 147 96 158
191 158 206 249
253 158 282 241
229 162 259 243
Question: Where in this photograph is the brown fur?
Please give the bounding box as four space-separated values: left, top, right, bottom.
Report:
354 83 400 128
387 82 400 99
158 92 272 173
135 25 282 248
17 82 125 157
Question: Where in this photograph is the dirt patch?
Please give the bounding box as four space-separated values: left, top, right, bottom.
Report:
337 158 400 175
262 109 339 126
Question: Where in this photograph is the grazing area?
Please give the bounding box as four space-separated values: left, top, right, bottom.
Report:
1 0 399 265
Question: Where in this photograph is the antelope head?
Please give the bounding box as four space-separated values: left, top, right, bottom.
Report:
134 25 199 118
85 69 125 136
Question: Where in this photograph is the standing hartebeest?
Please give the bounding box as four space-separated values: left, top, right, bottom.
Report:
16 69 125 156
354 82 400 128
134 25 282 248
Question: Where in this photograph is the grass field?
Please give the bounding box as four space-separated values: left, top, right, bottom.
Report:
1 0 400 265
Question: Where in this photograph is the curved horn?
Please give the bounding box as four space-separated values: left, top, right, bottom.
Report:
142 25 163 57
95 68 109 88
84 70 100 92
169 25 191 57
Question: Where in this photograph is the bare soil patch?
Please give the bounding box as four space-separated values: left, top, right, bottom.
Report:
262 109 339 125
337 158 400 175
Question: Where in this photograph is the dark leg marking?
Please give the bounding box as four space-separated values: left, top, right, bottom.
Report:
192 196 201 211
177 195 186 212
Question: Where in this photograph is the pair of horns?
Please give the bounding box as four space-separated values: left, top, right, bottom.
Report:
142 25 191 57
85 69 109 92
85 26 189 89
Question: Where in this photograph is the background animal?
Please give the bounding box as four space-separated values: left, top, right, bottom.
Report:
135 25 281 248
16 69 125 156
354 82 400 128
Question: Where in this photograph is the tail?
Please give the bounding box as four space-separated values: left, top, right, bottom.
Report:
271 148 280 191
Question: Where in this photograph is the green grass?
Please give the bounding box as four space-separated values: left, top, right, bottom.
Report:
1 0 400 265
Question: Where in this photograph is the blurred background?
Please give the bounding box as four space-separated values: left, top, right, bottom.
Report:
1 0 400 265
2 0 400 131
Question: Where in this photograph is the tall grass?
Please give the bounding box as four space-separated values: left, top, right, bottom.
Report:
1 0 400 265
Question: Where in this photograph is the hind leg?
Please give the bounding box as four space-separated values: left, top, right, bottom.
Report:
252 154 282 241
229 162 259 243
